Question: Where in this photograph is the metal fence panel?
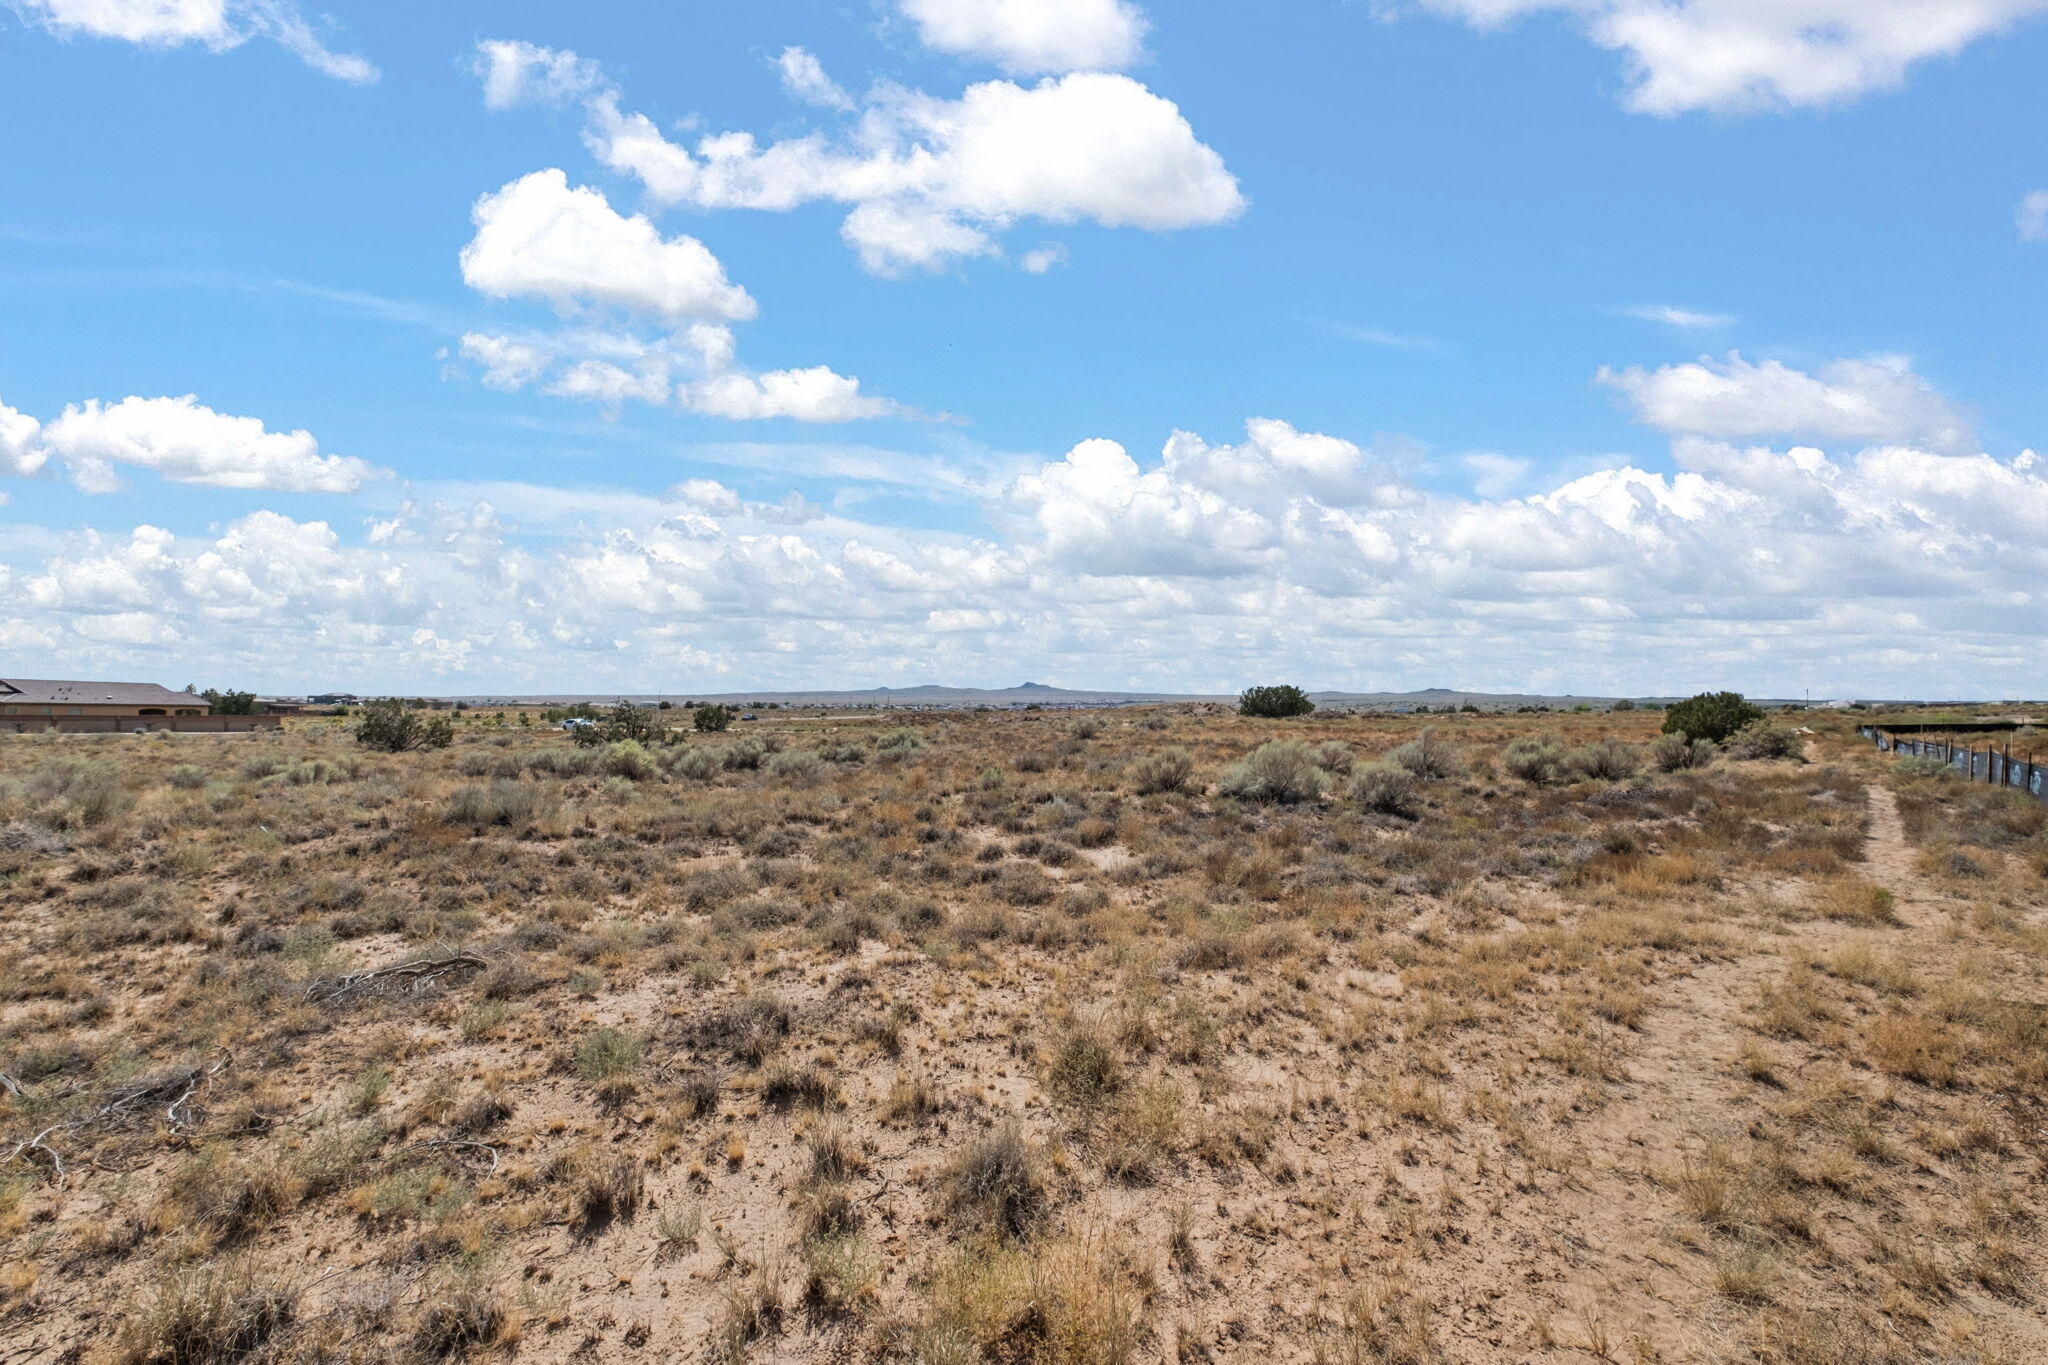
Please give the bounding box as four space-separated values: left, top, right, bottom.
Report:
1861 727 2048 806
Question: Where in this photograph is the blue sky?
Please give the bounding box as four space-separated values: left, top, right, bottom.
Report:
2 0 2045 697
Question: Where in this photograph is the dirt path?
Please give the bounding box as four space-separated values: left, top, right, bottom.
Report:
1860 780 1920 899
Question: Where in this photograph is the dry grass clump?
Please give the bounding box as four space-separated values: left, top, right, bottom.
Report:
920 1231 1141 1365
110 1260 298 1364
942 1124 1046 1240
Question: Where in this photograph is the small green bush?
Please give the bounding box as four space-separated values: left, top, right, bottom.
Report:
693 704 736 734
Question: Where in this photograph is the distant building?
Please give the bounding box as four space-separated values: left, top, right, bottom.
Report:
0 678 206 719
0 678 281 734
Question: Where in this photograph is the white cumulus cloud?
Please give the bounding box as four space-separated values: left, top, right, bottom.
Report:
3 392 383 493
1409 0 2048 115
14 0 376 82
460 169 756 324
453 176 899 424
1599 353 1973 453
899 0 1149 74
477 40 1240 276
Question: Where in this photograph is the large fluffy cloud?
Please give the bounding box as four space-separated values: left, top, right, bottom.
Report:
1409 0 2048 115
453 173 898 423
1599 353 1973 453
460 169 755 324
899 0 1149 74
13 0 375 82
479 41 1241 276
1 392 383 493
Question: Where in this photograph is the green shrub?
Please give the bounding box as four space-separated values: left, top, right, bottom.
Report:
354 699 453 753
1238 685 1315 719
1217 741 1327 803
693 704 736 733
166 765 207 790
1663 691 1765 744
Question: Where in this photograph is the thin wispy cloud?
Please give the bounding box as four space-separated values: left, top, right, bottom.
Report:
1325 322 1446 353
1620 304 1737 329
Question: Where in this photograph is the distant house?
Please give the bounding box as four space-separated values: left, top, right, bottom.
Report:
0 678 207 719
0 678 282 734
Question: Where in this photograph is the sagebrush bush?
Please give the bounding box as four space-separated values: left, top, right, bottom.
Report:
1311 741 1355 775
768 750 825 784
1568 738 1640 781
1217 741 1327 804
166 765 207 790
444 780 541 829
1388 728 1463 780
669 746 723 780
600 741 659 780
1725 720 1798 761
877 727 924 756
1650 733 1716 772
1349 762 1421 816
1502 737 1567 786
1129 748 1195 795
